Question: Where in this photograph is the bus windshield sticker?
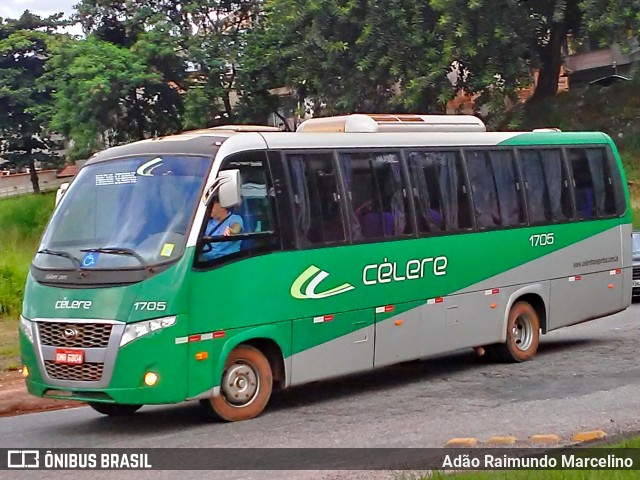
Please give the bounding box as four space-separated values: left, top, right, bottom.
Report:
160 243 175 257
136 157 164 176
95 171 137 186
81 252 100 267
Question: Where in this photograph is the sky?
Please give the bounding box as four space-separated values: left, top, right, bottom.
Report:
1 0 77 21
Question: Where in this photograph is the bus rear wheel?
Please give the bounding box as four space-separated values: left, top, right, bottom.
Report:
88 402 142 416
204 344 273 422
491 301 540 362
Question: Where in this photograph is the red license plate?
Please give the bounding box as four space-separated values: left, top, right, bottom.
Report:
54 349 84 365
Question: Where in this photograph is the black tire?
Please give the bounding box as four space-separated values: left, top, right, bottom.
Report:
88 402 142 416
492 301 540 362
202 344 273 422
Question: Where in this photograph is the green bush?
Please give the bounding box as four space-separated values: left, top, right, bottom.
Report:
0 192 54 239
0 192 55 319
0 265 24 316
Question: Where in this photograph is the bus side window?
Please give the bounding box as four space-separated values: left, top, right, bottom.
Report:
466 150 501 229
339 151 412 240
406 150 471 233
519 149 572 223
466 149 524 228
223 155 277 236
567 148 617 219
288 153 346 246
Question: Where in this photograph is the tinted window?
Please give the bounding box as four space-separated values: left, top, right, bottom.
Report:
221 154 277 235
288 153 345 246
196 152 279 264
406 150 472 232
519 149 573 223
567 148 617 219
339 151 412 240
466 151 500 229
466 150 524 229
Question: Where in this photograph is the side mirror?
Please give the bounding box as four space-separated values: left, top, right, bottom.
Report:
204 169 241 208
55 183 69 206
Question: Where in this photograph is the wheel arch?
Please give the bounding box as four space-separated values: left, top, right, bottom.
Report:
214 325 289 393
241 338 286 390
500 283 550 342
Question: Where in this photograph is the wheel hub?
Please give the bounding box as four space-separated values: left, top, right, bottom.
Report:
512 314 533 351
221 362 259 407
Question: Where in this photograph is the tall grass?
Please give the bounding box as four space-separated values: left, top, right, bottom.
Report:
0 193 55 318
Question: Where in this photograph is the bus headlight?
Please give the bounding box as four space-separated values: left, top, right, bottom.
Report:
120 316 176 347
19 316 34 344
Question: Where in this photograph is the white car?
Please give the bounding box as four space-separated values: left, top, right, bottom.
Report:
55 182 69 206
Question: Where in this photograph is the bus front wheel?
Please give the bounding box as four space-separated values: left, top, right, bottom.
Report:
491 301 540 362
88 402 142 416
205 344 273 422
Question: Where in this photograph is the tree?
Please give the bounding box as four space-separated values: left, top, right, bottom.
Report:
43 35 165 159
0 11 64 193
236 0 449 122
74 0 263 129
239 0 640 124
430 0 640 102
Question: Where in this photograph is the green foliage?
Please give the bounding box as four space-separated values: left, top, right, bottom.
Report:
44 35 165 159
236 0 449 121
237 0 640 121
0 263 26 317
517 76 640 148
183 87 214 130
0 12 65 190
0 192 54 237
0 193 54 318
74 0 261 128
4 0 640 154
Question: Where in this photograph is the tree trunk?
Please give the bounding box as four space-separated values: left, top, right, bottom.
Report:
275 111 291 131
28 156 40 194
531 21 566 102
132 89 146 140
223 91 234 124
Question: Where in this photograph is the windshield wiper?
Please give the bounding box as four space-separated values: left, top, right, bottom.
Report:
36 248 82 273
80 247 149 270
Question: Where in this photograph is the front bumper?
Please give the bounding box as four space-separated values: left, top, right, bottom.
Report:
20 317 189 405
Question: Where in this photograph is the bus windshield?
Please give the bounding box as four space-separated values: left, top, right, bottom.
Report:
35 155 212 271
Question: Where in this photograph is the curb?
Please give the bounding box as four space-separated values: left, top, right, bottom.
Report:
486 436 517 446
571 430 607 443
445 438 479 447
444 430 608 446
530 434 560 445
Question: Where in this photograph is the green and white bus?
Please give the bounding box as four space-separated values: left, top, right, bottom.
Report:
20 114 631 421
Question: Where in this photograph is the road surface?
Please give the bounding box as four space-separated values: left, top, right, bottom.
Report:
1 304 640 479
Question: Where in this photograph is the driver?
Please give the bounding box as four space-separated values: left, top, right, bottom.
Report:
201 197 244 260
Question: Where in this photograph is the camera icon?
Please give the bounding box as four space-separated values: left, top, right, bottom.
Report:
7 450 40 468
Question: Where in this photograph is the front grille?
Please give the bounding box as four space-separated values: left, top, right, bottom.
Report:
38 322 112 348
44 361 104 382
633 266 640 280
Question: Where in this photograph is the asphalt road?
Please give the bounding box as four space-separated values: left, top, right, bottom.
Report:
2 304 640 479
